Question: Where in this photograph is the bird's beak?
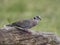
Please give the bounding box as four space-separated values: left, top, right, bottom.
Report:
39 18 41 20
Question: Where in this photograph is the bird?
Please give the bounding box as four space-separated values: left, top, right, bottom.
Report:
4 16 41 34
6 16 41 30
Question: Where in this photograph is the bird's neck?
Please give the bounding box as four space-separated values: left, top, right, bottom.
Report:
33 19 39 23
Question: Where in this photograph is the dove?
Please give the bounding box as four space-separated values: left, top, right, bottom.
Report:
6 16 41 30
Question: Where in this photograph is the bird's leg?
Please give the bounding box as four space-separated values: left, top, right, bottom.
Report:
23 28 32 34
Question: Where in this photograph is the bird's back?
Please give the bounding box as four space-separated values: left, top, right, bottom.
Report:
11 19 37 29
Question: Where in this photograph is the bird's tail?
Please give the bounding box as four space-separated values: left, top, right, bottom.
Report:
6 24 14 27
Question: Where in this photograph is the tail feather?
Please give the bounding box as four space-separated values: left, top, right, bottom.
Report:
6 24 14 27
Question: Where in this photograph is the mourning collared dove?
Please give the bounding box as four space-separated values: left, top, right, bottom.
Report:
6 16 41 29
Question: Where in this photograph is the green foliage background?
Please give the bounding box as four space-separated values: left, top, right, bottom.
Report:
0 0 60 35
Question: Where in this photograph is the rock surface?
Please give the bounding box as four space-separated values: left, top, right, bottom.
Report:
0 27 60 45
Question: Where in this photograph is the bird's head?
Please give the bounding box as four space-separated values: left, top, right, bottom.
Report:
33 16 41 20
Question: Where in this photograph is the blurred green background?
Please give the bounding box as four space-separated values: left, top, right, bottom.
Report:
0 0 60 35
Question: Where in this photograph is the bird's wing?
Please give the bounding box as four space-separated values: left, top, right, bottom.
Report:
19 20 32 28
12 19 37 29
6 19 37 29
21 19 37 28
11 19 30 27
11 20 24 27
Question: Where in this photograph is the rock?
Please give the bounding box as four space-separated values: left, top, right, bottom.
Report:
0 27 60 45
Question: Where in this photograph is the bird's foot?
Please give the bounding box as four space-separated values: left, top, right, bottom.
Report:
23 29 32 34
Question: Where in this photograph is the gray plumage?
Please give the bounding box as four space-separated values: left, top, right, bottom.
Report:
6 16 41 29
